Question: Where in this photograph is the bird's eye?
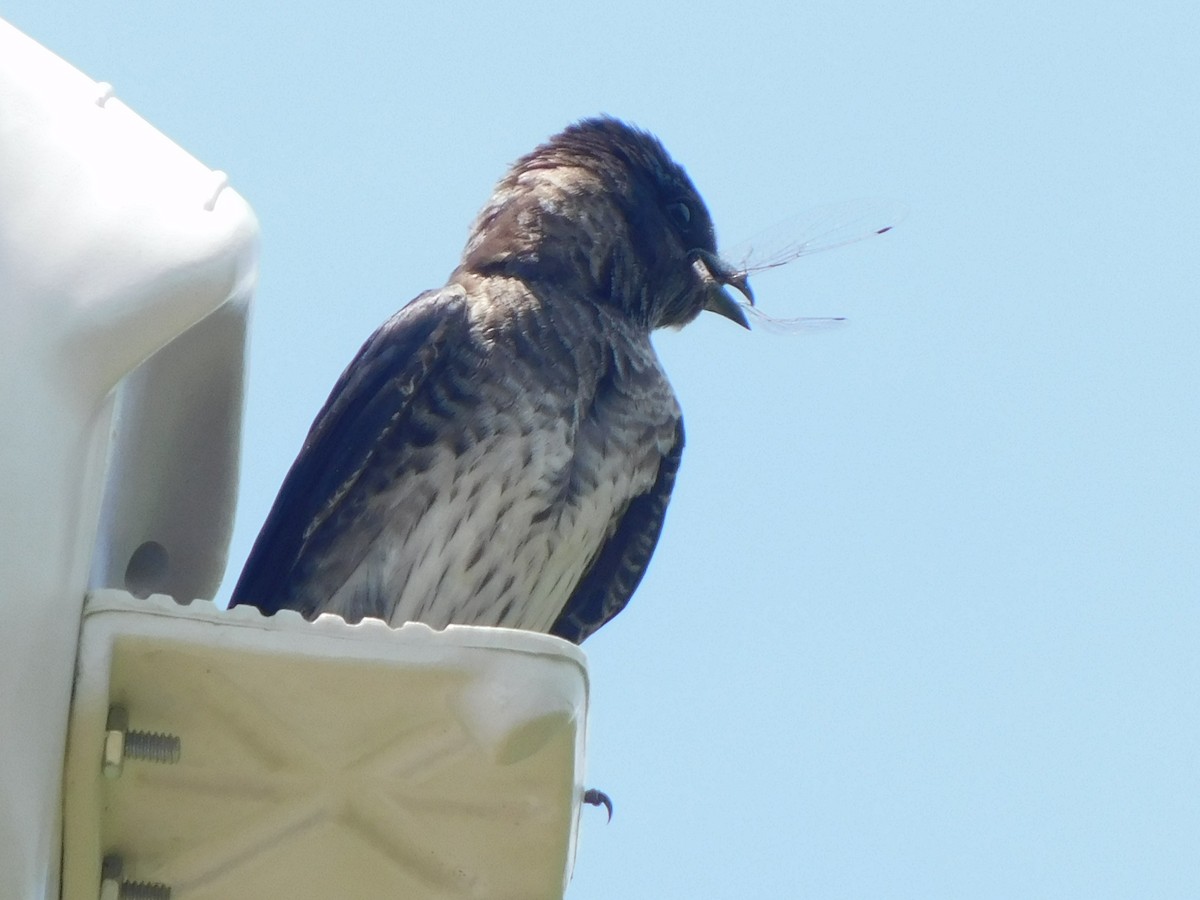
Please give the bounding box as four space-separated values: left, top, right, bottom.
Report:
666 200 692 229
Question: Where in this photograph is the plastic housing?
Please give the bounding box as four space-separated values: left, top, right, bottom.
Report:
63 592 588 899
0 18 257 899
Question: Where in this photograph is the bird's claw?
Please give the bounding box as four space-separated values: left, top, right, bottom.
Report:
583 787 613 822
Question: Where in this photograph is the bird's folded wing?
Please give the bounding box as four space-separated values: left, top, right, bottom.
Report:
550 419 684 644
229 289 470 614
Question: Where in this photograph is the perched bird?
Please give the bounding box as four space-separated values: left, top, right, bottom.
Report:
229 116 752 643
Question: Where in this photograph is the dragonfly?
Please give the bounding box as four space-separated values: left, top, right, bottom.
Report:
720 199 907 333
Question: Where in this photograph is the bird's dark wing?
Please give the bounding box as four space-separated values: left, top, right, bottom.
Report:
549 419 684 644
229 288 470 614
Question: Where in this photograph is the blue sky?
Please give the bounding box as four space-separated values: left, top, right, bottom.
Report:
7 1 1197 896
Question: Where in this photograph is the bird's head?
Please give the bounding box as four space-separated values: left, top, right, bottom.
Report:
459 116 753 330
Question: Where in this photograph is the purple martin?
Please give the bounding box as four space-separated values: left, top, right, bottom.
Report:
229 116 752 643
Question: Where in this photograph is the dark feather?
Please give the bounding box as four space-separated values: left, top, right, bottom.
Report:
229 288 469 614
550 420 684 643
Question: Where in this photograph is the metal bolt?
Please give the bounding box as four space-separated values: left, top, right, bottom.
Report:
100 854 171 900
102 707 181 778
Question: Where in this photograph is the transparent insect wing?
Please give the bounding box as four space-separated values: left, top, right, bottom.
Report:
742 305 848 335
717 198 905 334
726 198 908 275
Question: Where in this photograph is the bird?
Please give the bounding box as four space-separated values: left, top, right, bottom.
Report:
228 116 753 643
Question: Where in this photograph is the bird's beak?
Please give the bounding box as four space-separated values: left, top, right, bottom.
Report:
692 251 753 329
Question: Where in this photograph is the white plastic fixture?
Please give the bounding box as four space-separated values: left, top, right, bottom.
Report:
0 18 258 900
0 18 591 900
63 593 588 900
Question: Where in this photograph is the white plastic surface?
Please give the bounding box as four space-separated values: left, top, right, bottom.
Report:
0 18 258 900
64 592 589 900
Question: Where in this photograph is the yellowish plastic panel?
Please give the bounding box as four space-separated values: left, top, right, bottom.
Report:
64 592 589 900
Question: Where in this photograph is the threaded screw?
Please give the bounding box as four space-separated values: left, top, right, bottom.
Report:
103 707 181 778
100 854 171 900
123 730 182 764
